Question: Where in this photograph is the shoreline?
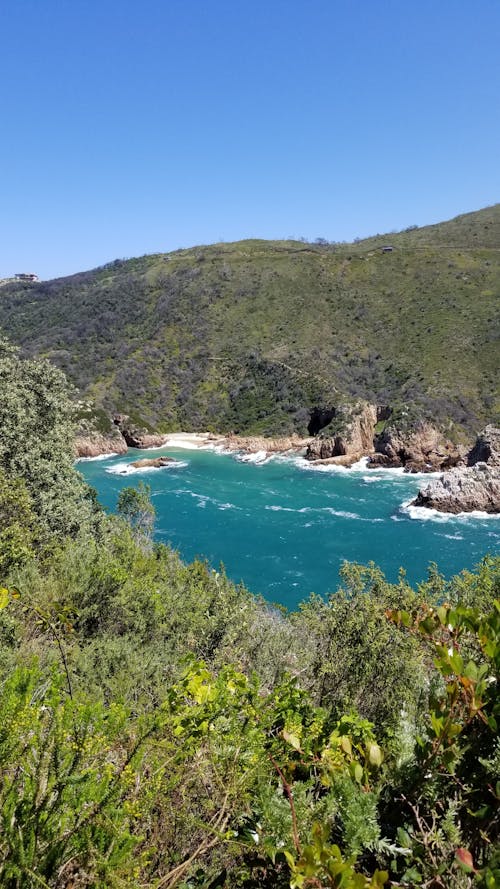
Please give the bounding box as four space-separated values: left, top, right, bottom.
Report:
74 428 500 517
77 438 500 522
75 430 313 457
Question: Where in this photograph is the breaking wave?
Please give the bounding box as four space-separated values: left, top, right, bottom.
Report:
105 460 188 476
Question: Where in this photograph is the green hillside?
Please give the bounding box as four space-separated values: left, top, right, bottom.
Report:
1 205 499 437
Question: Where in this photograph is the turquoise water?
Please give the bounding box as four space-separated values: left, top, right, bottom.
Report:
79 447 500 609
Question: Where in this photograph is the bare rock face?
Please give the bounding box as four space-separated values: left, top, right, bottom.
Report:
225 434 311 455
373 421 462 472
467 425 500 467
130 456 175 469
306 402 377 462
113 414 168 449
413 463 500 514
75 429 128 458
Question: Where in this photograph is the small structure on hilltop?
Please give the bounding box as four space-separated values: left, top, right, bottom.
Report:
15 272 39 282
381 245 394 253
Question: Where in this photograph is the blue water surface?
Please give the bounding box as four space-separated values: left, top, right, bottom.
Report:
79 447 500 609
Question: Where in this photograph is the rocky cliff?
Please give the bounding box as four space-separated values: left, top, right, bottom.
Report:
75 429 128 458
112 415 169 449
371 421 463 472
305 402 378 465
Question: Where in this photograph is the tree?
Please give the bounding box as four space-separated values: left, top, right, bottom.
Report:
0 338 97 541
117 482 155 540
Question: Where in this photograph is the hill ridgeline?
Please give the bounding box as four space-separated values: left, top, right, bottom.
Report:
0 205 499 444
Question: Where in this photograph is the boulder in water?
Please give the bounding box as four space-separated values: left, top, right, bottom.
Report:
130 456 175 469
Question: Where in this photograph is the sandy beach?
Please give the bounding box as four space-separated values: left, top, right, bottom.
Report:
146 431 312 455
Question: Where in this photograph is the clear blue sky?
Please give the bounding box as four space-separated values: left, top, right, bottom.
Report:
1 0 499 279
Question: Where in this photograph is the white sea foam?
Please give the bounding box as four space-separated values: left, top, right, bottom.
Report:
295 460 350 474
443 533 464 540
235 450 270 464
401 499 500 522
208 444 234 455
76 453 116 462
293 453 441 481
350 457 371 470
173 489 240 511
105 460 188 476
324 509 361 519
294 456 404 477
264 504 366 520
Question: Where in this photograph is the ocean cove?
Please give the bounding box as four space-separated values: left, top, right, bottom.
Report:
79 446 500 609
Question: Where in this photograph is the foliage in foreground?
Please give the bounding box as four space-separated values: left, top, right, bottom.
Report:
0 545 499 888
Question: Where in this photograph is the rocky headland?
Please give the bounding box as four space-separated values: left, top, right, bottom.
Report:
413 425 500 514
304 401 463 472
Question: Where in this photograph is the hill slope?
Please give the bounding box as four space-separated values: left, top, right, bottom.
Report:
1 205 499 437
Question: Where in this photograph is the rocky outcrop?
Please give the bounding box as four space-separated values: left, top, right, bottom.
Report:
413 425 500 513
306 402 377 463
75 429 128 458
372 421 463 472
467 424 500 467
130 456 175 469
413 463 500 514
113 415 168 449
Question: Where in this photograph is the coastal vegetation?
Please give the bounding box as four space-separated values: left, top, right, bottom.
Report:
0 206 499 439
0 341 499 886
